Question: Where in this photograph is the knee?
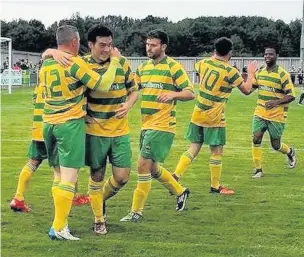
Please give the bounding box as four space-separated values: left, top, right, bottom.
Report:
252 136 262 145
28 159 42 170
90 168 105 182
113 172 130 186
271 141 281 151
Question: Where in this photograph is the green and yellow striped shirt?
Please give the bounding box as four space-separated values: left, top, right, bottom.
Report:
191 57 243 127
41 56 109 124
135 56 193 134
253 65 295 123
83 55 137 137
32 82 45 141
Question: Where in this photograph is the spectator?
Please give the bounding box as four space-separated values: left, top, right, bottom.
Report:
232 61 239 70
3 57 9 70
289 65 296 84
297 67 303 85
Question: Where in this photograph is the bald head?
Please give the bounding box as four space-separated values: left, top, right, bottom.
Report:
56 25 79 45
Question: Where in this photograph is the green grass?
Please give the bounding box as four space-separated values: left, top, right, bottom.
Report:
1 87 304 257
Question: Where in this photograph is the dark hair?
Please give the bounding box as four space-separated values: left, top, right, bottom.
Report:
264 46 278 55
147 29 169 45
214 37 233 56
87 24 113 43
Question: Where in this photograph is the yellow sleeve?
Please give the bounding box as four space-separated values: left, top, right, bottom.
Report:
228 67 244 88
281 72 295 97
70 56 119 92
171 62 194 92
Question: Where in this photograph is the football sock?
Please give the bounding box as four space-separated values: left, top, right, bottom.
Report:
252 143 262 170
210 155 222 189
174 151 194 178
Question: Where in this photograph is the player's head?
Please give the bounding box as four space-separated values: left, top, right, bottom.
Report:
146 29 169 60
214 37 233 60
264 46 277 67
56 25 80 55
87 24 113 62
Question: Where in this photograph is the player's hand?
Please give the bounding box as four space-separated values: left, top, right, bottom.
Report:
157 93 176 103
247 61 258 75
110 47 121 59
265 100 279 109
115 102 131 119
52 50 72 67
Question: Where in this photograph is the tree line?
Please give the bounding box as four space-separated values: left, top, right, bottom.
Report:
1 13 301 57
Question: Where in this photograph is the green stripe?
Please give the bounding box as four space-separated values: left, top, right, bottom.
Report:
171 111 176 117
33 115 43 122
44 106 71 115
258 95 279 101
87 95 127 105
141 69 172 77
119 57 126 67
41 59 57 67
197 102 212 110
178 81 190 89
81 73 91 85
141 108 160 115
70 63 80 77
174 69 184 80
92 76 102 90
219 86 232 93
200 91 228 102
257 75 281 85
68 81 83 91
141 82 177 92
229 72 241 84
281 79 289 89
46 94 83 106
87 109 116 119
280 71 286 78
142 95 159 102
169 122 176 126
205 59 228 72
35 103 45 109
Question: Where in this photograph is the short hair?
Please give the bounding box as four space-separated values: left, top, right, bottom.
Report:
214 37 233 56
87 24 113 43
264 46 278 55
147 29 169 45
56 25 79 45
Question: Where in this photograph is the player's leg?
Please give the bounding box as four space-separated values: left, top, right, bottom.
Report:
48 118 84 240
103 135 132 201
252 116 266 178
10 141 47 212
120 130 153 222
173 122 203 181
269 121 296 168
85 134 109 235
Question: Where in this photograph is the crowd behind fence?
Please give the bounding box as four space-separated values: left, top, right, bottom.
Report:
1 55 304 88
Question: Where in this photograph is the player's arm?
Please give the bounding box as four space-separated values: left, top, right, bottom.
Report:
158 64 195 103
115 60 139 119
71 48 121 93
41 49 72 67
237 61 258 95
265 73 295 109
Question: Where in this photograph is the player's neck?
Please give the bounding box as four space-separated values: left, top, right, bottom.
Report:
266 63 276 71
152 53 166 64
214 55 228 62
57 46 76 56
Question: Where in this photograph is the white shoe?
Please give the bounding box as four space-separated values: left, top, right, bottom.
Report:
287 148 296 168
48 227 80 241
252 170 263 178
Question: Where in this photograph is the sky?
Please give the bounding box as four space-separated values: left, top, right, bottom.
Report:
0 0 302 27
